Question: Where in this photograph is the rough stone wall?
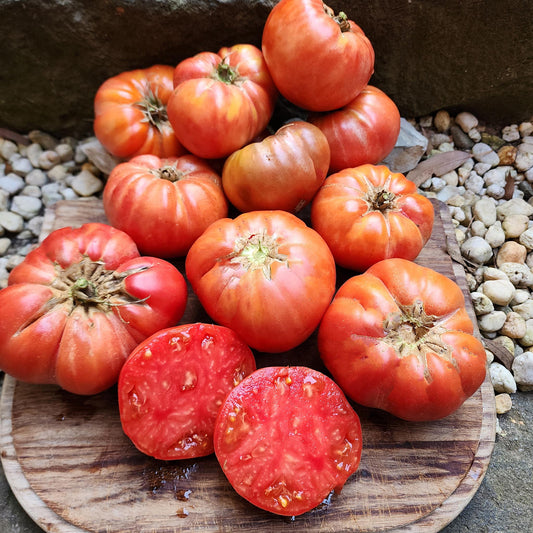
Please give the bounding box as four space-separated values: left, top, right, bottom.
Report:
0 0 531 137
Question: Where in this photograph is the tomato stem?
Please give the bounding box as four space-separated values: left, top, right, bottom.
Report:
134 87 169 131
323 3 351 32
214 60 241 85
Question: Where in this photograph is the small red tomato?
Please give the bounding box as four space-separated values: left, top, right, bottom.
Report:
118 323 256 460
262 0 375 111
311 164 434 271
214 366 363 516
94 65 186 159
318 258 487 421
103 154 228 258
185 210 336 353
168 44 277 159
222 120 330 213
309 85 401 172
0 223 188 395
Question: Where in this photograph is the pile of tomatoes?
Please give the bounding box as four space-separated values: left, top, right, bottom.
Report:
0 0 488 519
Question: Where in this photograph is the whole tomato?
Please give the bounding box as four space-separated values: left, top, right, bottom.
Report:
221 120 330 213
185 210 336 353
262 0 375 111
168 44 278 159
309 85 401 172
93 65 186 159
311 164 434 271
318 258 487 421
0 223 188 395
103 154 228 258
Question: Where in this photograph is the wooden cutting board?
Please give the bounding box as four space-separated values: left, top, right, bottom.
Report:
0 198 496 533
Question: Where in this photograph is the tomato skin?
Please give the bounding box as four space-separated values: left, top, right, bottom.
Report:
221 120 330 213
103 154 228 257
185 210 336 353
118 323 256 460
309 85 401 172
94 65 186 159
311 164 434 271
318 258 487 421
262 0 375 111
168 44 278 159
0 223 187 395
214 366 362 516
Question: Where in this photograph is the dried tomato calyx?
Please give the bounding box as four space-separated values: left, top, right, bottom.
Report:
156 165 185 182
365 186 398 212
225 230 288 280
323 3 351 32
51 257 148 312
383 300 457 381
134 87 169 130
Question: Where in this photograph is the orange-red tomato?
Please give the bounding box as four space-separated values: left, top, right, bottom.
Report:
0 223 188 395
168 44 278 159
309 85 401 172
262 0 374 111
94 65 185 159
185 210 336 353
222 120 330 213
318 258 487 421
103 154 228 258
311 164 434 271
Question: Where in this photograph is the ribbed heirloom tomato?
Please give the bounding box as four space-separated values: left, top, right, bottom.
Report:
311 164 434 271
222 120 330 213
0 223 188 395
185 210 336 353
309 85 401 172
318 259 487 421
94 65 185 159
168 44 278 159
262 0 375 111
103 154 228 258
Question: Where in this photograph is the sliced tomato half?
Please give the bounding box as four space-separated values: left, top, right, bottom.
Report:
214 366 363 516
118 323 256 460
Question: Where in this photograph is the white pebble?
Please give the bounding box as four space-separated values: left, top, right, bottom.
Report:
478 310 507 332
518 227 533 249
0 237 11 255
474 162 492 176
71 170 104 197
515 142 533 172
472 197 497 226
11 157 33 177
0 140 17 160
10 195 42 220
499 262 533 287
512 351 533 391
479 279 516 306
501 312 527 339
0 211 24 233
502 214 529 238
455 111 479 133
464 172 485 194
494 393 513 414
484 221 506 248
496 198 533 218
472 143 500 167
470 291 494 315
461 236 493 264
502 124 520 142
489 362 517 393
37 150 61 170
470 219 486 236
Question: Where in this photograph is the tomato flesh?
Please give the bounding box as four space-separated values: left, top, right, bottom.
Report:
214 366 362 516
118 323 256 460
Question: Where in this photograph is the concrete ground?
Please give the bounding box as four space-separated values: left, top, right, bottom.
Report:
0 373 531 533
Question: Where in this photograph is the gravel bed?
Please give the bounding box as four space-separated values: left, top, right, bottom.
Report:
1 111 533 429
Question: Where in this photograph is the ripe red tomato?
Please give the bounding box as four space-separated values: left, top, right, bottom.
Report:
214 366 363 516
311 164 434 271
103 154 228 258
93 65 186 159
168 44 278 159
262 0 375 111
309 85 401 172
185 210 336 353
0 223 187 395
318 258 487 421
118 323 256 460
221 120 330 213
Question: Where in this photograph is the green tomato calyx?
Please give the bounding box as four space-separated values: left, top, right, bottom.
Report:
135 87 169 130
214 60 242 86
226 230 288 280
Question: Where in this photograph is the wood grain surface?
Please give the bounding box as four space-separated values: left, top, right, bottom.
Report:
0 198 496 533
